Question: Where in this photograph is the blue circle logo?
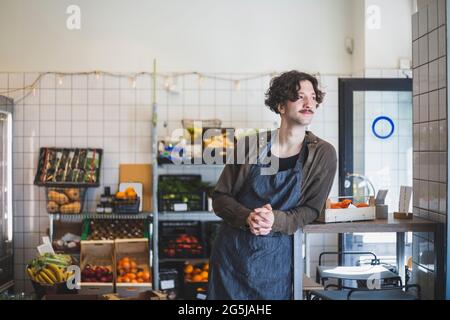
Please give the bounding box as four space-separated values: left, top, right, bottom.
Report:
372 116 395 139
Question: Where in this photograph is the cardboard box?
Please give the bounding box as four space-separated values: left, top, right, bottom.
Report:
78 240 115 295
115 238 152 298
119 164 153 212
322 196 376 223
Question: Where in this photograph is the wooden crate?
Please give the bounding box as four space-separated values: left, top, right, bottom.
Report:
78 240 115 295
322 196 376 223
115 238 152 298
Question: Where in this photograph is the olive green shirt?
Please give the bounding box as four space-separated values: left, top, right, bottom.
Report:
212 130 337 235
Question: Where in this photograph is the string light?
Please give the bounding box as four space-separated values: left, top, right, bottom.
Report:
234 80 241 91
0 70 302 101
198 74 204 89
130 76 137 88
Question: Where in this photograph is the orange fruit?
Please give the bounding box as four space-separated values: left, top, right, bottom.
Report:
131 279 138 283
122 262 130 271
123 277 131 283
127 273 136 280
117 276 123 283
126 189 137 199
137 278 144 283
202 263 209 271
200 271 208 280
130 261 137 269
355 202 369 208
184 264 194 274
193 268 202 275
137 271 144 279
116 191 127 199
142 272 150 281
131 268 138 274
192 275 203 282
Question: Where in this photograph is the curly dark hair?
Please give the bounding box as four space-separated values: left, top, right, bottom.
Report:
264 70 324 114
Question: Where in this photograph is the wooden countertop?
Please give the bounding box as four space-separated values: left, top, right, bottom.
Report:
304 215 440 233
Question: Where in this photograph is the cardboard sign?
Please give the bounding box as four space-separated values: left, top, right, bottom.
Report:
119 164 153 212
399 186 412 214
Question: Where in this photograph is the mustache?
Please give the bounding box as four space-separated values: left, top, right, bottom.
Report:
299 109 314 114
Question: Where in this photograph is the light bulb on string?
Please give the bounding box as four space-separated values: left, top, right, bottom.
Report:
58 75 63 86
32 86 36 96
130 76 137 88
198 74 204 89
95 71 100 80
165 76 174 91
234 80 241 91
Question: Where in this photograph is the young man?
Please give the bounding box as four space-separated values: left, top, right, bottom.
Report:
208 70 337 300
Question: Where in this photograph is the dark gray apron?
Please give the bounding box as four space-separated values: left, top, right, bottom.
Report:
208 142 304 300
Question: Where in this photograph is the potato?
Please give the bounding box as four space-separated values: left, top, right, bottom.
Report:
48 190 69 205
60 201 81 214
46 201 60 213
65 188 80 201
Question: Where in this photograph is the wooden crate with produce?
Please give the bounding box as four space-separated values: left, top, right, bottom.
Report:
115 238 152 298
321 196 376 223
79 240 115 295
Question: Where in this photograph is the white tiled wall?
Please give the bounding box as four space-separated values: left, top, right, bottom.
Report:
2 71 346 293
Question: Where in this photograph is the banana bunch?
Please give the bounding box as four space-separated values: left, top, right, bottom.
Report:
27 253 74 286
27 264 69 285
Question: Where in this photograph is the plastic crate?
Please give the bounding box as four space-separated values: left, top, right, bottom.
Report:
34 148 103 188
45 187 87 214
158 175 207 212
159 221 206 259
159 268 179 300
113 197 140 214
183 281 208 300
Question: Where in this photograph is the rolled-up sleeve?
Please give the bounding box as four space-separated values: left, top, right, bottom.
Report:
212 163 251 229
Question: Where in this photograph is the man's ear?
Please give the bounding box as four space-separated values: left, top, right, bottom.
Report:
277 104 285 114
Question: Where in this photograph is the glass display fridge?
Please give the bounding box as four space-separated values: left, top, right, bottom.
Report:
0 95 13 292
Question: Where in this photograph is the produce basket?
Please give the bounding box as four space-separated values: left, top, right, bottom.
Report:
115 238 152 298
183 261 209 300
45 187 86 214
25 253 77 299
81 219 149 241
113 197 140 214
159 221 206 259
79 240 115 295
158 175 208 212
30 279 76 300
34 148 103 187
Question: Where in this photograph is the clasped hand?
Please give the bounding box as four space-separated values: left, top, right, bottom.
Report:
246 204 274 236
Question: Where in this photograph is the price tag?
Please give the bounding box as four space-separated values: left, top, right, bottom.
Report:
160 279 175 290
174 203 188 211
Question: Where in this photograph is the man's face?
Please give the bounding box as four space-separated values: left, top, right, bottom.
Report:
278 80 318 126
